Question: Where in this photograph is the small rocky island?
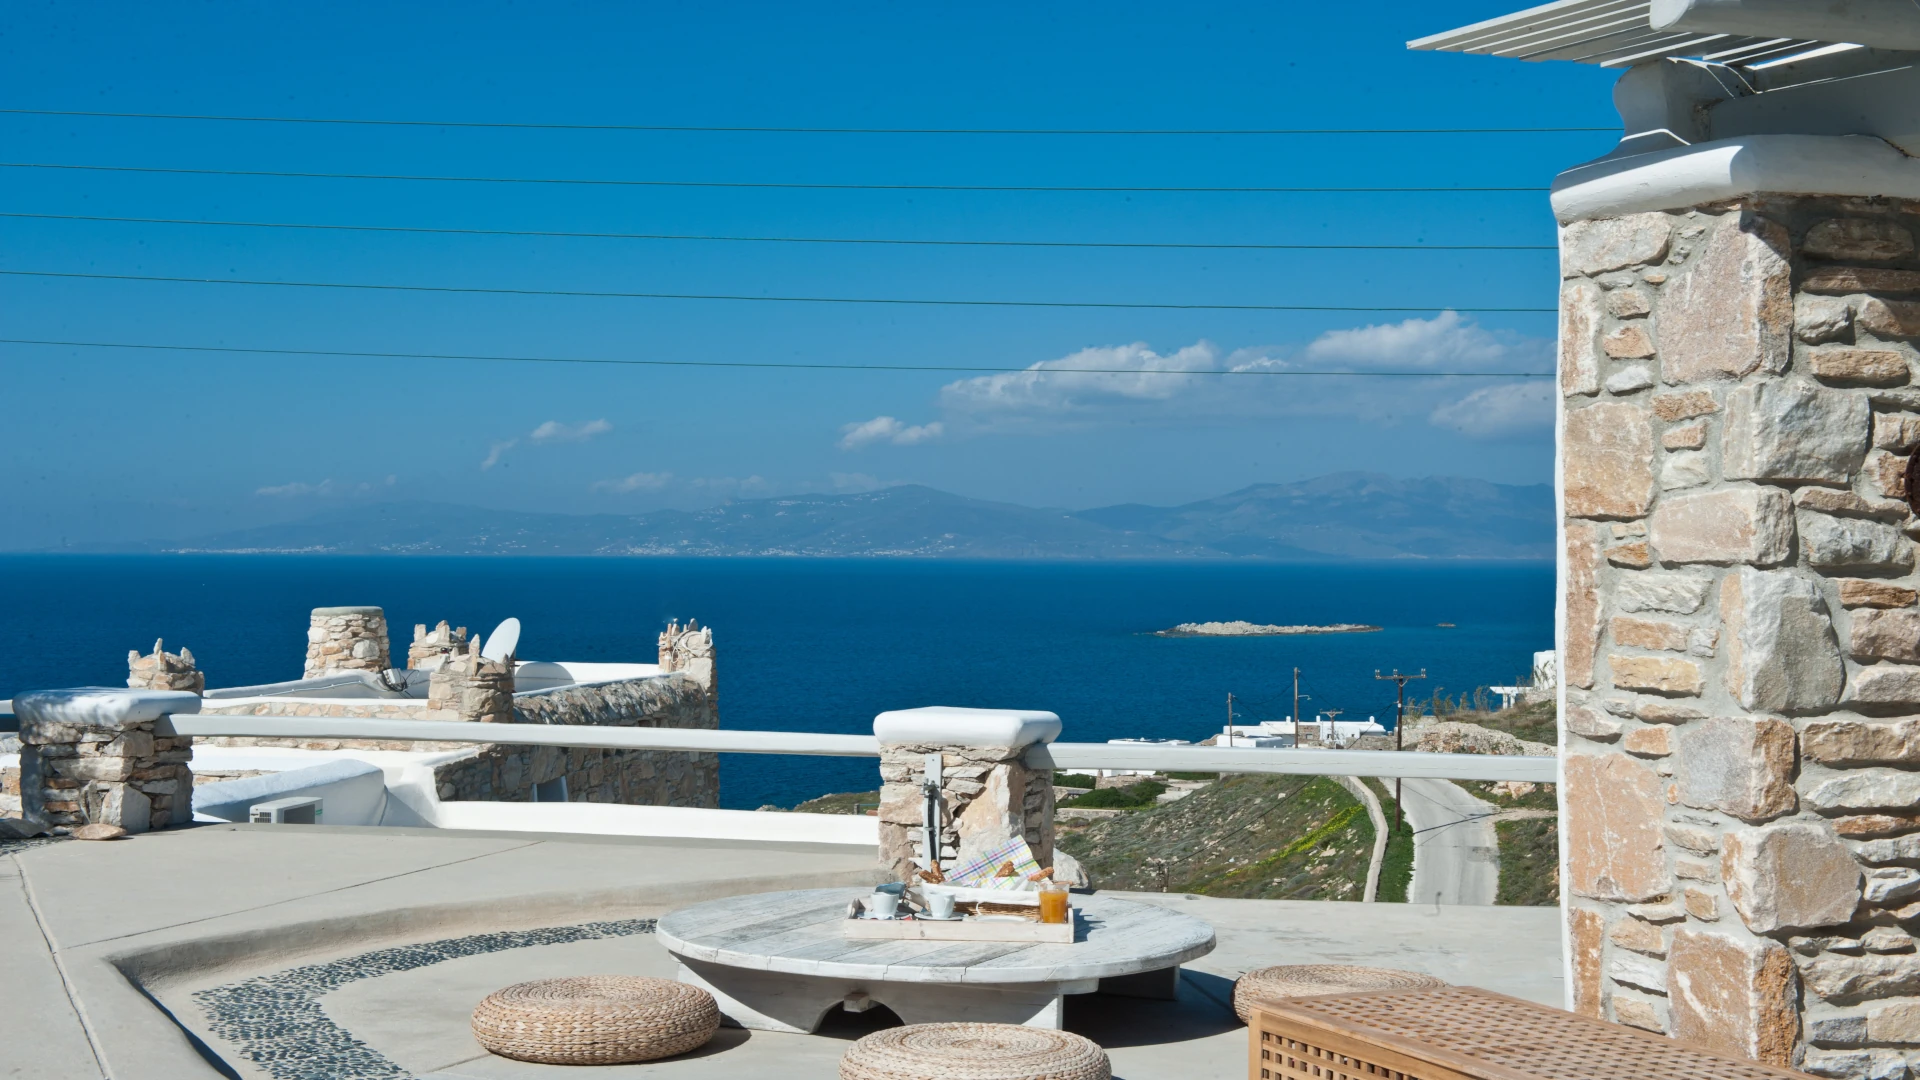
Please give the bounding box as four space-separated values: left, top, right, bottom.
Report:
1155 621 1381 637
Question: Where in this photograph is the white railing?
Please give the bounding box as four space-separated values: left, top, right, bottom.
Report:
160 714 1557 783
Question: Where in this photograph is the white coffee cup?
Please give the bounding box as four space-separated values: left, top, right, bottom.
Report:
926 891 956 919
868 890 900 919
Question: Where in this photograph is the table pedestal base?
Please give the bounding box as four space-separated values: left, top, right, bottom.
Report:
676 958 1100 1032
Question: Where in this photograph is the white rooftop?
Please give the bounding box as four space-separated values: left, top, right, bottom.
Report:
1408 0 1842 69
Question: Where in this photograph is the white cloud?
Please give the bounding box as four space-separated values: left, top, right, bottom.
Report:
530 419 612 443
918 317 1550 438
256 479 335 497
1429 380 1555 437
480 439 518 470
838 416 945 449
938 342 1216 420
592 471 673 493
1301 310 1515 369
483 419 613 470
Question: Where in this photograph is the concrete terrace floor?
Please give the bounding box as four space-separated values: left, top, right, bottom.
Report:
1 825 1563 1080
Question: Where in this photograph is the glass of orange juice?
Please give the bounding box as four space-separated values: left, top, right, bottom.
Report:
1038 880 1071 924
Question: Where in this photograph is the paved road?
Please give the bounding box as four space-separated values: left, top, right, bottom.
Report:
1398 777 1500 906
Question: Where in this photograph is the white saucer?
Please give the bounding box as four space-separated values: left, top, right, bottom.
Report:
916 913 964 921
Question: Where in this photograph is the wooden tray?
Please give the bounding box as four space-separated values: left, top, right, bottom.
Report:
843 910 1077 943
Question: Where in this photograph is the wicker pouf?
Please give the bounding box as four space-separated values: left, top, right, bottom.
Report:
471 976 719 1065
1233 964 1447 1023
839 1023 1110 1080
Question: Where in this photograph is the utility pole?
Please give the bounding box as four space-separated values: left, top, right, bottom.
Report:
1322 708 1343 748
1291 667 1310 747
1226 692 1235 747
1374 668 1427 833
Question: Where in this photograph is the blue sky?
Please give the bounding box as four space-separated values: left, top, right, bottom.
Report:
0 2 1619 548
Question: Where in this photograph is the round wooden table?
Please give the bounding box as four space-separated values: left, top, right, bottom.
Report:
658 888 1216 1033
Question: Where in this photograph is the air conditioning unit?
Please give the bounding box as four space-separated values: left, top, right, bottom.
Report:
249 796 323 825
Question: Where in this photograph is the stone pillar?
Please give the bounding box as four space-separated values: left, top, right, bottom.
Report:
15 689 198 834
304 605 390 678
127 639 204 694
874 707 1061 882
407 621 469 668
659 619 716 695
427 643 515 723
1559 198 1920 1074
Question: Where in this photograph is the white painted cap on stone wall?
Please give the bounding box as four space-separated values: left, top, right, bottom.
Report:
13 687 201 733
873 706 1062 747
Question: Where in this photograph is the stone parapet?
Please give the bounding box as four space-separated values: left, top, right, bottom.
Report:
304 606 390 678
427 645 514 723
1559 197 1920 1075
407 621 469 669
873 707 1062 882
659 620 715 696
13 688 198 833
127 639 204 694
432 670 719 806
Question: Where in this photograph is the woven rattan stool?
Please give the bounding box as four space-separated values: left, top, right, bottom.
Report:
471 976 719 1065
839 1023 1111 1080
1232 964 1445 1023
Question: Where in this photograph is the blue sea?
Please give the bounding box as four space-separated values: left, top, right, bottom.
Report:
0 557 1552 810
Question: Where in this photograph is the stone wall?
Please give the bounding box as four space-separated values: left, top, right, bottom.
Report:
190 614 721 810
431 669 718 806
16 693 195 833
304 606 390 678
1561 198 1920 1076
877 745 1054 882
128 639 204 694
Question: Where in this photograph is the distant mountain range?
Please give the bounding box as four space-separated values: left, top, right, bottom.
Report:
89 473 1552 560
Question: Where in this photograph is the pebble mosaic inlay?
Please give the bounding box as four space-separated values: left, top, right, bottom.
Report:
193 918 657 1080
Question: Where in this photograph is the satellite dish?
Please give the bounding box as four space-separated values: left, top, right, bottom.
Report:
479 617 521 662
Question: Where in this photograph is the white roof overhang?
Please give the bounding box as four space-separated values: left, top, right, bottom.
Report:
1408 0 1833 69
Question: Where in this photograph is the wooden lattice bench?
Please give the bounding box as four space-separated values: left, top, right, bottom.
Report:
1250 985 1816 1080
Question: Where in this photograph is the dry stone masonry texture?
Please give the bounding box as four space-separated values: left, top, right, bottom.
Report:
407 621 469 668
128 639 205 694
304 606 390 678
1560 199 1920 1077
201 615 721 809
19 705 193 834
877 745 1055 883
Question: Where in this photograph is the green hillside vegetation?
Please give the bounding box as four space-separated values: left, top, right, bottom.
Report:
1363 779 1415 904
1059 779 1165 809
1497 818 1559 906
1055 774 1372 901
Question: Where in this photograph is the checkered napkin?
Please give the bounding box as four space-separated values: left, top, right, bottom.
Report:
945 836 1042 891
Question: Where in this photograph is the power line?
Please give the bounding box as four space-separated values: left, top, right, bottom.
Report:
0 162 1550 194
0 107 1618 136
0 212 1559 252
0 269 1560 313
0 337 1557 377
